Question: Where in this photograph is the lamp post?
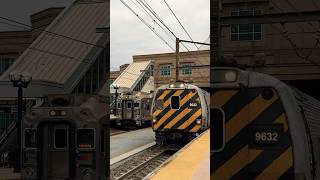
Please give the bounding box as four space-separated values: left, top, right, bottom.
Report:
9 71 32 172
113 84 120 116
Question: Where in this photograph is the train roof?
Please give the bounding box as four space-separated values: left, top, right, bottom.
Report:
212 67 283 88
157 83 204 91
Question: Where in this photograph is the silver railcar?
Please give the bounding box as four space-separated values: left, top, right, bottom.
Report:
21 95 108 180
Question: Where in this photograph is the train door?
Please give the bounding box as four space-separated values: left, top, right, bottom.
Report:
122 100 133 119
39 122 75 179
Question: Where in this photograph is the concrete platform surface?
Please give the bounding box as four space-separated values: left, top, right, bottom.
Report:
0 168 20 179
110 128 155 159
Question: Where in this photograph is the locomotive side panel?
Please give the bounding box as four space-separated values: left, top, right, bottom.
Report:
292 88 320 178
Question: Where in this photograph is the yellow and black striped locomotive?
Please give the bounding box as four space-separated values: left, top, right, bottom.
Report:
21 95 108 180
151 82 210 144
211 67 320 179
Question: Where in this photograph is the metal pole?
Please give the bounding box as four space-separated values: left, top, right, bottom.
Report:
176 38 180 82
14 86 22 172
114 88 118 116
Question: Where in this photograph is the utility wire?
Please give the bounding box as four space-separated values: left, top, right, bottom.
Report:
120 0 175 51
120 0 209 80
163 0 199 50
133 0 176 43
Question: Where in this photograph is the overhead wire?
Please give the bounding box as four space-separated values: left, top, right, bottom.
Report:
119 0 175 51
269 1 320 67
163 0 199 50
134 1 208 78
132 0 176 43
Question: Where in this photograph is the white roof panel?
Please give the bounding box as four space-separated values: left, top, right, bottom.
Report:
0 1 109 84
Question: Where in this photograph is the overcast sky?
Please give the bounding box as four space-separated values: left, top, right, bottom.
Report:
110 0 210 70
0 0 72 31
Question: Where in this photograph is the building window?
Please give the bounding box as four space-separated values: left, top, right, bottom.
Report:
231 8 262 41
160 65 171 76
182 64 192 75
0 56 15 75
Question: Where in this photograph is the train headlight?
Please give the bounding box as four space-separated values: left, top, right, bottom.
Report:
153 119 157 123
169 84 175 88
213 69 238 83
60 110 67 116
196 119 202 125
225 71 237 82
49 110 56 116
179 83 185 88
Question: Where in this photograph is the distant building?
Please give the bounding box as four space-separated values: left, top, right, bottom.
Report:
109 63 129 85
214 0 320 98
133 50 210 89
0 7 64 76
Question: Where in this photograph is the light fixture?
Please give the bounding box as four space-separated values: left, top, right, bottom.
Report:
152 119 157 123
225 71 237 82
60 110 67 116
169 84 175 88
196 119 202 125
49 110 56 116
179 83 185 88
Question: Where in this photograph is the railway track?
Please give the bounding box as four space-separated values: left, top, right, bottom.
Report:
111 145 179 180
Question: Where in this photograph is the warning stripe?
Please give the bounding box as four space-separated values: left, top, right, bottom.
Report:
163 90 184 107
255 147 293 180
178 109 202 129
226 92 278 142
157 89 170 100
164 108 192 129
190 125 201 132
211 90 237 107
153 109 176 130
211 88 293 179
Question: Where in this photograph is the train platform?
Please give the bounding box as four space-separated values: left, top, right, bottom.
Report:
147 130 210 180
110 127 155 160
0 168 20 179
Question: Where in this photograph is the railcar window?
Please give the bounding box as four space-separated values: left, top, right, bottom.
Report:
55 129 68 149
212 108 225 151
134 102 140 108
127 102 132 109
77 129 95 149
117 103 121 109
171 96 180 109
25 128 37 148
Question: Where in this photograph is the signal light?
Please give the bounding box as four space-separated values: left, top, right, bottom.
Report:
49 110 56 116
152 119 157 123
196 119 202 125
49 110 67 116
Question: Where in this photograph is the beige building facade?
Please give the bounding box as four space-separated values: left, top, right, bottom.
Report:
218 0 320 98
0 7 63 76
133 50 210 88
